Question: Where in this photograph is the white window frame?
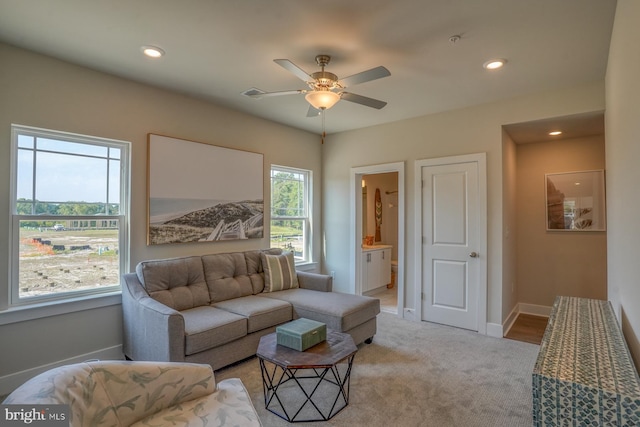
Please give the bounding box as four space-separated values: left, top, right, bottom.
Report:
270 165 312 264
7 124 130 310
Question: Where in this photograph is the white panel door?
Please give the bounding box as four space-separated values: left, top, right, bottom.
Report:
421 161 479 330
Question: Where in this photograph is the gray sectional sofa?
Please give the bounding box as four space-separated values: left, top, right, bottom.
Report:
122 248 380 370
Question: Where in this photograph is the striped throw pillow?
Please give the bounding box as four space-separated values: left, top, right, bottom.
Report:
262 251 299 292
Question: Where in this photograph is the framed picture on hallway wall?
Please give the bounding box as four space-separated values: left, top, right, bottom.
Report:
545 170 606 231
147 134 264 245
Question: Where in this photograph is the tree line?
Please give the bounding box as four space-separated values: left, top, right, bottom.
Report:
271 172 304 234
17 199 119 228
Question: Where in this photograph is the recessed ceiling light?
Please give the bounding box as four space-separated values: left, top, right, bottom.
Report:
141 46 165 58
549 131 563 136
483 59 506 70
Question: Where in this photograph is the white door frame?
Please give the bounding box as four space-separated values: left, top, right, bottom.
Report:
414 153 487 334
350 162 405 317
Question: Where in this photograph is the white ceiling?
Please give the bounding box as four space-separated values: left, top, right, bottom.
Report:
0 0 617 139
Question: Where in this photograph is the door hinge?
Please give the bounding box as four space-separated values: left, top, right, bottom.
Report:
421 292 425 301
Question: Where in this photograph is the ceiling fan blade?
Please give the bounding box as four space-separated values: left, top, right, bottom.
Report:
242 87 304 98
340 92 387 109
339 66 391 87
274 59 313 82
306 105 322 117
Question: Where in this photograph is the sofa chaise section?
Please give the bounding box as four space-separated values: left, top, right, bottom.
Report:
259 288 379 345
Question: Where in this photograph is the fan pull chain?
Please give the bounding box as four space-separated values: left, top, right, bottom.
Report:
321 109 326 144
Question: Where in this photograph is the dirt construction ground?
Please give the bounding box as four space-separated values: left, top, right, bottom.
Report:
19 228 119 297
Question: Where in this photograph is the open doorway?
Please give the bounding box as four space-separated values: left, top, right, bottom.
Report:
350 162 405 317
362 172 398 313
502 112 606 335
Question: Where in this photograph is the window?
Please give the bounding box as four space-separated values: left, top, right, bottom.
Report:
9 125 130 307
270 166 311 263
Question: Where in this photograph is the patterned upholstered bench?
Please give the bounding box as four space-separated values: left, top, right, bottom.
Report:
532 296 640 426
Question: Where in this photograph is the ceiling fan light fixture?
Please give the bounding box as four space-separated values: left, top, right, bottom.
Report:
305 90 340 110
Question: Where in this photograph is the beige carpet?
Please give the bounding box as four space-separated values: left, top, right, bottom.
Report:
216 312 539 426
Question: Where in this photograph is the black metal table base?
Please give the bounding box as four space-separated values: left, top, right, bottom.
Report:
258 355 355 423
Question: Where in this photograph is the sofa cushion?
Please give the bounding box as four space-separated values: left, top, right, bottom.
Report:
260 288 380 332
261 251 299 292
202 252 254 303
136 256 210 311
245 248 282 294
182 306 247 355
213 295 292 333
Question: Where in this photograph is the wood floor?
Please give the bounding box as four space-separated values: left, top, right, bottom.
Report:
505 314 549 345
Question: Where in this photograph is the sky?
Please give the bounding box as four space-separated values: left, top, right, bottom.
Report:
17 135 121 204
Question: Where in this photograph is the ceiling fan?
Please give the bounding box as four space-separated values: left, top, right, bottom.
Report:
242 54 391 117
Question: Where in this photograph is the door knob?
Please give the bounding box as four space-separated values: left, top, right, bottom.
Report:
469 252 478 258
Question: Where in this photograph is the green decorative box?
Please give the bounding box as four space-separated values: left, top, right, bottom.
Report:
276 318 327 351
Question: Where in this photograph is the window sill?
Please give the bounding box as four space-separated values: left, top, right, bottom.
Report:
0 291 122 326
295 262 319 273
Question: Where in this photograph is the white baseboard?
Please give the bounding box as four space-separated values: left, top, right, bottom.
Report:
518 303 552 317
486 322 504 338
0 345 124 396
502 305 521 337
500 303 552 340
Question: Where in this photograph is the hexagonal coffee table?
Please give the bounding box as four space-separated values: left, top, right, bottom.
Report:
257 329 357 423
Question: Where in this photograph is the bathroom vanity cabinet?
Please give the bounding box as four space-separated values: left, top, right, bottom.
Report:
361 245 392 293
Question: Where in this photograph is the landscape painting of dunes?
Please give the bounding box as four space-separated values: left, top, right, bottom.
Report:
148 134 263 245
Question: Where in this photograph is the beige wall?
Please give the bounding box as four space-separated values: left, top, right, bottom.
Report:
515 136 607 307
323 82 606 328
501 130 518 319
606 0 640 368
0 43 320 387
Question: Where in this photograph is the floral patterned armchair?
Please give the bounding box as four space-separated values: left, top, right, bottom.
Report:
3 360 262 426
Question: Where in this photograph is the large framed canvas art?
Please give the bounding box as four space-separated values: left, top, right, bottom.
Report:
147 134 263 245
